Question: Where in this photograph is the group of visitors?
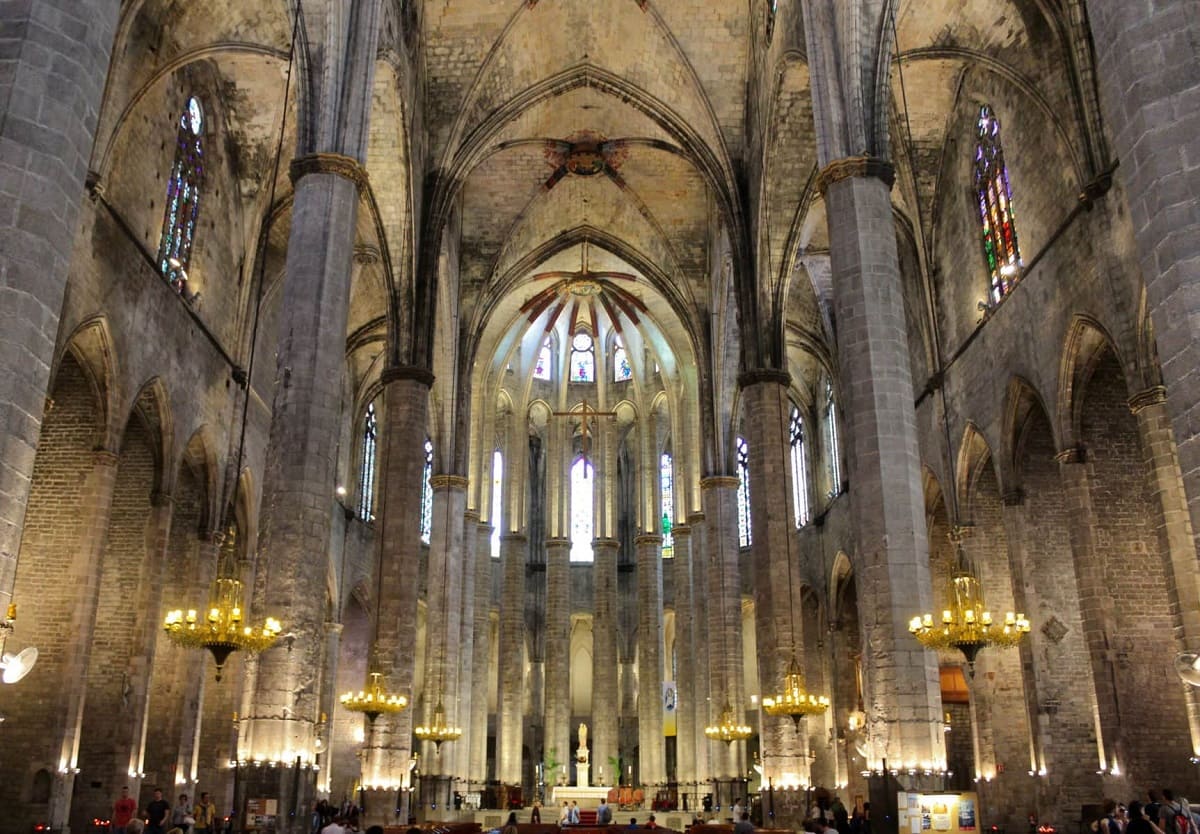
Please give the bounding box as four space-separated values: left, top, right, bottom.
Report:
1094 790 1198 834
807 795 870 834
112 787 218 834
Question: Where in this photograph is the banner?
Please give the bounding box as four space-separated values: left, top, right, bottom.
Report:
663 681 677 736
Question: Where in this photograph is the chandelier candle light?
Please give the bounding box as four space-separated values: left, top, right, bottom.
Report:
763 656 831 729
413 696 462 751
705 699 753 744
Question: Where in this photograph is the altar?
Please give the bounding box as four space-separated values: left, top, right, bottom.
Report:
550 785 612 809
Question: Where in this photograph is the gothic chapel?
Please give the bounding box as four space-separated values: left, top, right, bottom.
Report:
1 1 1198 833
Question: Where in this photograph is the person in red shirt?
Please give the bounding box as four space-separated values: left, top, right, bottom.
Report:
113 786 137 834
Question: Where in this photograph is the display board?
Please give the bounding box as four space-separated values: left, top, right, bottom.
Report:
897 792 979 834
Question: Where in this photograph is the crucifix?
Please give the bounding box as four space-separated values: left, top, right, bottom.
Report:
551 400 616 473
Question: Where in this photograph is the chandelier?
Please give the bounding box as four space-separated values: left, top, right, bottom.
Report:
163 525 283 680
705 699 753 744
0 603 38 684
341 670 409 723
762 655 830 728
909 555 1029 669
414 696 462 751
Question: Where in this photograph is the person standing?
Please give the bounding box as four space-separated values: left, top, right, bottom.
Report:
735 812 755 834
597 799 612 826
146 788 171 834
531 801 542 824
570 802 581 824
172 793 194 834
113 786 138 834
560 802 571 824
193 792 216 834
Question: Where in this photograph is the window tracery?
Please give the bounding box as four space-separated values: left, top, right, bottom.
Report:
420 438 433 544
736 435 752 548
358 401 378 521
534 336 553 381
571 456 594 562
570 331 596 383
790 404 811 527
975 105 1023 303
157 95 204 293
660 451 674 557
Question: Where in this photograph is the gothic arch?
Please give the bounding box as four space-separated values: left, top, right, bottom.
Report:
1057 315 1131 451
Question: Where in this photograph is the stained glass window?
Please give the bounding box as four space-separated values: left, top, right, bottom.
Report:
660 451 674 557
736 435 752 548
614 336 632 382
767 0 778 42
357 401 378 521
975 105 1022 303
570 456 594 562
420 438 434 544
824 379 842 497
790 404 811 527
534 336 552 381
491 450 503 559
157 96 204 293
570 331 595 383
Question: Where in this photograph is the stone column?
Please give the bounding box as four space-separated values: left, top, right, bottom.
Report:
241 155 368 782
421 475 468 775
48 449 121 830
545 537 571 780
739 370 806 782
686 511 711 787
592 537 620 785
0 0 119 607
319 621 344 794
672 523 698 786
818 162 944 770
455 510 481 782
1056 450 1122 771
468 521 494 785
636 532 666 785
1084 0 1200 553
1130 387 1200 745
363 367 431 792
497 532 528 785
700 476 746 778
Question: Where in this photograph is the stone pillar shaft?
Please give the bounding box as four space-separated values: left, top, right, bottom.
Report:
545 537 572 777
701 478 746 778
823 171 943 768
1131 391 1200 746
421 476 468 774
592 537 620 784
636 533 666 784
0 0 119 606
672 524 697 785
685 512 712 784
364 369 431 785
455 511 481 781
497 532 527 784
1084 0 1200 555
244 164 363 764
740 373 806 780
469 522 494 784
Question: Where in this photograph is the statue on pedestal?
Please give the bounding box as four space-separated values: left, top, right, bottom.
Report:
577 723 589 763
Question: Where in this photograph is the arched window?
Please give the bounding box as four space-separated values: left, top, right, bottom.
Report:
534 336 553 381
420 438 433 544
614 336 632 382
570 456 594 562
157 95 205 293
975 105 1022 303
490 450 503 559
570 331 595 383
790 404 811 527
660 451 674 557
736 435 752 548
357 401 378 521
824 379 842 497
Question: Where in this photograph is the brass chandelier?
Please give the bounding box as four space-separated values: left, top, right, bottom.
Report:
705 699 753 744
163 524 282 680
413 696 462 751
763 655 830 728
341 670 408 723
909 547 1029 669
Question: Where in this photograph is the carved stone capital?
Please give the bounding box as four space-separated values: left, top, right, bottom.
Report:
288 152 369 192
635 533 664 546
700 475 741 490
1128 385 1167 414
687 511 706 524
463 509 480 522
591 537 620 550
381 365 435 388
430 474 469 491
671 524 691 537
1054 446 1086 464
500 532 528 543
737 368 791 390
546 537 571 548
92 448 120 467
815 155 896 195
353 244 381 266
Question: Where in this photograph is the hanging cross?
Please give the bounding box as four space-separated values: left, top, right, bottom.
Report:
551 400 616 472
